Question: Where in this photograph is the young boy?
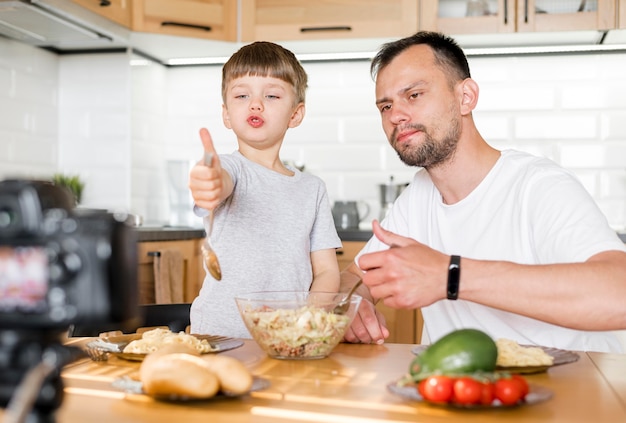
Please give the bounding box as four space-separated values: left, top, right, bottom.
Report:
188 41 341 338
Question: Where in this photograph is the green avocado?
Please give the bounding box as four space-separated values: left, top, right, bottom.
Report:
409 328 497 380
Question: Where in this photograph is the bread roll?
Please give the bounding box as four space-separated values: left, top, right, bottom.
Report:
201 355 254 395
140 352 219 399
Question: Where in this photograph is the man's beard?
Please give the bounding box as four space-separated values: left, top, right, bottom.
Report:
391 116 461 169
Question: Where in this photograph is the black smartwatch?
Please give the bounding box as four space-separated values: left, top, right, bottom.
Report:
447 255 461 300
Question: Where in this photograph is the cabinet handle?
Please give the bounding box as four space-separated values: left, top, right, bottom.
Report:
336 250 344 256
100 0 111 6
504 0 508 25
161 22 212 32
524 0 529 23
300 26 352 33
147 251 161 257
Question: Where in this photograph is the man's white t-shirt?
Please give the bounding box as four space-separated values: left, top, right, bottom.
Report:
358 150 626 352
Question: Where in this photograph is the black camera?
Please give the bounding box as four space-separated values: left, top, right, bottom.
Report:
0 179 140 422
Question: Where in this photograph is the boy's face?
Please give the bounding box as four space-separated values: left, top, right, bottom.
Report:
222 75 304 147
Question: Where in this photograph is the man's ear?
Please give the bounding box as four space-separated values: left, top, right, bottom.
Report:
222 104 232 129
288 103 306 128
459 78 479 116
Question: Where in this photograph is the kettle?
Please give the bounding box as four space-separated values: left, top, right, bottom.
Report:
332 201 370 230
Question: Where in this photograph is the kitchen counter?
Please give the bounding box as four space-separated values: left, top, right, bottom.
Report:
25 338 626 423
134 227 622 245
135 226 372 243
135 226 205 242
337 229 372 242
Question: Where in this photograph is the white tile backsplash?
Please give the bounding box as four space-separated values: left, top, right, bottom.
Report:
57 50 132 211
0 36 625 231
602 112 626 140
514 114 598 139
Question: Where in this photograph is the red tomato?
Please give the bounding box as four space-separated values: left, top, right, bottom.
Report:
421 376 455 403
511 374 530 398
453 377 482 405
480 381 496 405
417 379 427 398
495 378 525 405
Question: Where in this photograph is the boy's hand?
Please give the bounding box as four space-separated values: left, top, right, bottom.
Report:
189 128 223 210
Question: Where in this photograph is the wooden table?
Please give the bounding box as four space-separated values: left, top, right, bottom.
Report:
4 339 626 423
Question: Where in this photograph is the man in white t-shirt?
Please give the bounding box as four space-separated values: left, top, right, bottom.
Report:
341 31 626 353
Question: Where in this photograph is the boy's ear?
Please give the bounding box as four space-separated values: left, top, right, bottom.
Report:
222 104 232 129
288 103 305 128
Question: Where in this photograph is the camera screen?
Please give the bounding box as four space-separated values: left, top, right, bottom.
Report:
0 246 48 313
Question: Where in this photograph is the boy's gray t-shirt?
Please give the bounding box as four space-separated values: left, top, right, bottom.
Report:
190 151 341 338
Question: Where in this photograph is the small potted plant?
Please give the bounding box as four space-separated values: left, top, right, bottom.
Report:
51 173 85 206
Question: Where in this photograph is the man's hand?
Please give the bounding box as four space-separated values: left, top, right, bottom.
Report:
343 298 389 344
188 128 223 210
358 220 449 310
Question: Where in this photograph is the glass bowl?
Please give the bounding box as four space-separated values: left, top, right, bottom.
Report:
235 291 362 360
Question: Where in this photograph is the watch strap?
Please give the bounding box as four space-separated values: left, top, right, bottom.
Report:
447 255 461 300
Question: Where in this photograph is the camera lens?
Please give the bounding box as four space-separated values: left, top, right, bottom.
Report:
0 207 15 229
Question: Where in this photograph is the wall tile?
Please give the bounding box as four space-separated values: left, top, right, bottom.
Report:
476 82 556 111
473 114 511 141
600 170 626 198
561 84 626 109
342 116 387 144
306 145 381 172
58 51 131 209
560 144 607 168
601 112 626 140
289 116 341 143
514 114 597 140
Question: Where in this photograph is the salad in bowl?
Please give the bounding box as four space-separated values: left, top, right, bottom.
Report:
235 291 362 360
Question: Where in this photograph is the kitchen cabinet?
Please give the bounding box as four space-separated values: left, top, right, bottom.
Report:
620 0 626 28
137 238 204 305
420 0 617 35
70 0 132 28
130 0 238 41
240 0 418 42
337 241 423 344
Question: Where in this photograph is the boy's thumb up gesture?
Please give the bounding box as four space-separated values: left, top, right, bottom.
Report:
189 128 224 211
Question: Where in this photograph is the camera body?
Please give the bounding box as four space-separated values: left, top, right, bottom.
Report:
0 179 140 417
0 179 139 331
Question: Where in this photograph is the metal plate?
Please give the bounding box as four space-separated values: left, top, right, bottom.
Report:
86 334 243 362
411 344 580 374
113 375 270 401
387 380 553 409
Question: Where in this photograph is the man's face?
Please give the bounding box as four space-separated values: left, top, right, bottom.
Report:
374 45 461 169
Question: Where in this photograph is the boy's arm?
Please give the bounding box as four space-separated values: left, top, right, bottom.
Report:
309 249 340 293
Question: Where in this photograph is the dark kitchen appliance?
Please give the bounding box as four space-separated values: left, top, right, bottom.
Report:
379 176 408 221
